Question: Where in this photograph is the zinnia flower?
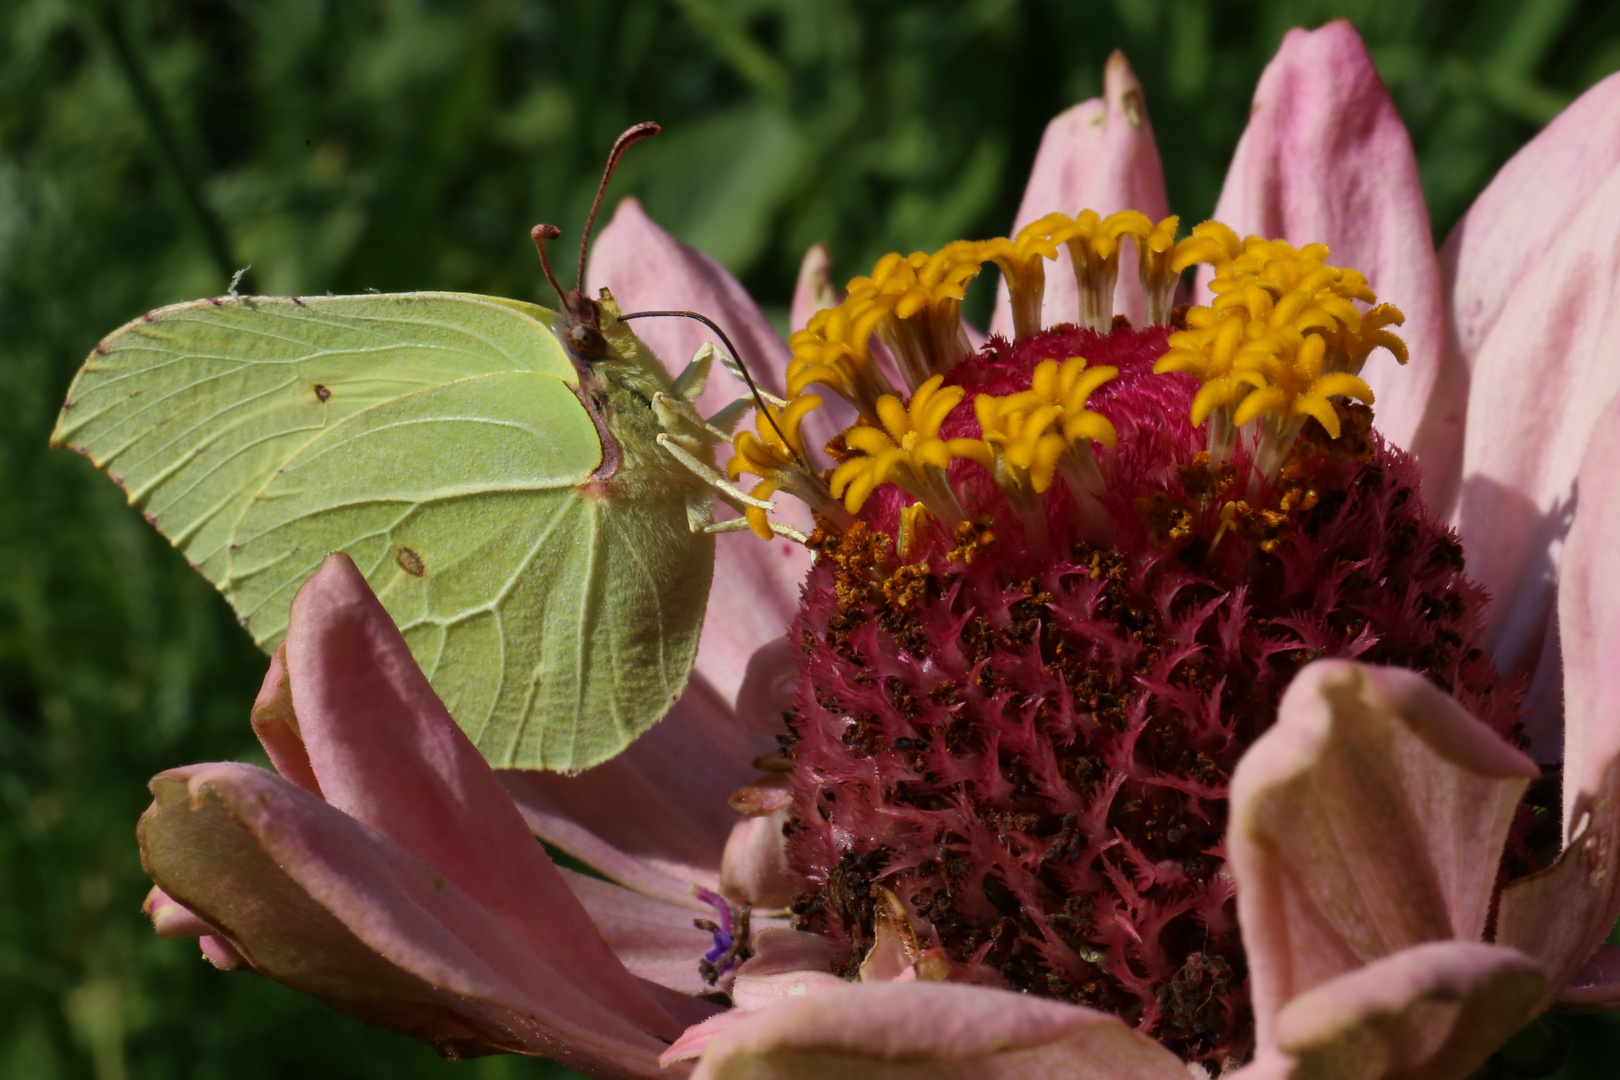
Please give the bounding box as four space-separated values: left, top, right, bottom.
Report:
139 20 1620 1080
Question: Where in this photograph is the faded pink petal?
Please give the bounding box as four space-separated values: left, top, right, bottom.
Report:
248 643 319 797
1208 20 1443 481
498 673 766 908
691 982 1190 1080
1269 942 1543 1080
735 636 796 735
790 244 836 332
719 809 794 908
199 935 246 971
1439 71 1620 510
1228 661 1538 1043
991 50 1170 335
139 764 676 1074
143 885 213 938
1560 946 1620 1008
588 196 788 417
1495 389 1620 1013
558 868 717 999
1452 173 1620 750
282 553 668 1034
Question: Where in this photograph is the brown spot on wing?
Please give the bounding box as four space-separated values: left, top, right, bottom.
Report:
396 546 426 577
292 296 308 308
313 383 331 403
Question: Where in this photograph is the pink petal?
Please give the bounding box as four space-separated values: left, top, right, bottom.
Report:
139 763 676 1073
735 636 798 736
991 50 1170 335
740 928 838 979
143 886 213 938
791 244 836 332
498 672 765 908
1443 69 1620 358
661 1011 744 1066
1559 946 1620 1008
1209 20 1443 481
558 868 717 998
1228 660 1538 1044
1495 390 1620 1012
719 809 794 908
691 982 1189 1080
1439 72 1620 514
1270 942 1543 1080
1451 174 1620 748
282 553 671 1035
587 196 788 417
199 935 246 971
698 532 811 711
248 643 320 796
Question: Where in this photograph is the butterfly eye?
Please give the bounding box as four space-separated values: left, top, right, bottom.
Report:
569 322 607 360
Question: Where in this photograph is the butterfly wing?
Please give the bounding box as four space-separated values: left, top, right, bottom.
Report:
53 292 712 770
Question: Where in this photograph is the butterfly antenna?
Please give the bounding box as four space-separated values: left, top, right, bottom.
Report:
578 122 661 294
530 224 571 311
620 308 800 465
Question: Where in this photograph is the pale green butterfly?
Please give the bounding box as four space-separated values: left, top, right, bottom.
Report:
50 123 790 772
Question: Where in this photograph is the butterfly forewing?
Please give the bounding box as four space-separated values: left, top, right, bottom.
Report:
53 292 712 771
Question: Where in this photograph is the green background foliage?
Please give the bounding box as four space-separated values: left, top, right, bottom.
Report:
3 0 1619 1076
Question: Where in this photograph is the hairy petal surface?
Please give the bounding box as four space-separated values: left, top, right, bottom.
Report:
1228 661 1538 1042
138 765 676 1076
1496 390 1620 1012
691 982 1190 1080
991 50 1170 334
1268 942 1543 1080
1209 20 1443 476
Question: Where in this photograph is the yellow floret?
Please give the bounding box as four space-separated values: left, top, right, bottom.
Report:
829 375 992 514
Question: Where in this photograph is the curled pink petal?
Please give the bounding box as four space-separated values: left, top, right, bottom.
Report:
735 637 796 736
1228 661 1538 1043
1559 946 1620 1008
199 934 246 971
143 885 213 938
1452 175 1620 748
139 763 675 1073
692 981 1190 1080
499 673 763 908
248 643 320 797
283 553 667 1034
1209 20 1443 480
587 197 788 417
719 809 794 908
1495 389 1620 1013
991 50 1169 334
1271 942 1543 1080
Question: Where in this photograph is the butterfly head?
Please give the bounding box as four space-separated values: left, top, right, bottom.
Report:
532 122 661 364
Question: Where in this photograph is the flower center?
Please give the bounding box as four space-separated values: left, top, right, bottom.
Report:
699 214 1530 1068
